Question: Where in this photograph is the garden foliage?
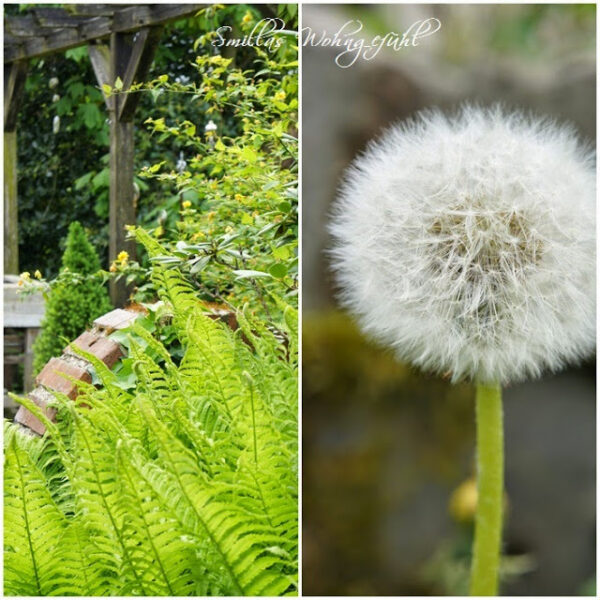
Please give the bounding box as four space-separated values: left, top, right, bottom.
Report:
5 230 298 596
33 221 112 374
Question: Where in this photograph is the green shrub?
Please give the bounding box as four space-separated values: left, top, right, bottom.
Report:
5 231 298 596
33 221 112 373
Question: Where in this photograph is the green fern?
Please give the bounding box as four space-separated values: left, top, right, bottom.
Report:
4 235 298 596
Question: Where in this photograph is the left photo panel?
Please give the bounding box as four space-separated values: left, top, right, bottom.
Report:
4 4 298 596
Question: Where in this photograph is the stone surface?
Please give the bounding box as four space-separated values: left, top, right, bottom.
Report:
36 357 91 399
94 308 139 333
68 330 123 368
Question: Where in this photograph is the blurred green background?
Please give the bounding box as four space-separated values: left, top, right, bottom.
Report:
302 4 595 596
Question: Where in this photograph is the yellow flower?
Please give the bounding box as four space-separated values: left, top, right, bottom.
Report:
34 270 42 279
242 10 252 24
182 200 192 209
20 271 31 281
17 279 23 286
234 193 244 202
449 478 478 523
274 90 286 102
117 250 129 264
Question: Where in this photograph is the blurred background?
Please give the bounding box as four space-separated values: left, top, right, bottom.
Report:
302 4 595 596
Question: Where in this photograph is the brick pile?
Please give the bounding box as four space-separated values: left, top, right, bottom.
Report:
13 304 246 436
14 308 140 436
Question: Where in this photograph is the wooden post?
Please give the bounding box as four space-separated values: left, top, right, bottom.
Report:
4 61 28 275
4 131 19 274
90 28 162 307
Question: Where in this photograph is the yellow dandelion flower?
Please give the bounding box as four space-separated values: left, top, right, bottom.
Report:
117 251 129 264
182 200 192 209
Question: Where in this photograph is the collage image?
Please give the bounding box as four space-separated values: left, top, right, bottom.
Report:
2 2 596 598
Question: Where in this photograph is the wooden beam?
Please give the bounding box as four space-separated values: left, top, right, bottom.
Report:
4 61 27 275
88 43 113 110
5 61 28 131
118 26 163 121
33 8 92 28
4 131 19 274
5 4 204 63
69 5 122 17
5 15 45 36
108 118 135 307
108 31 135 307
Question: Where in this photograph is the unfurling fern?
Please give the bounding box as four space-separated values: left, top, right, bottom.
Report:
4 232 298 596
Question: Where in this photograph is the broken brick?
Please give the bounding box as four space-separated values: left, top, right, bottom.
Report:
36 357 91 400
68 331 123 368
14 387 57 437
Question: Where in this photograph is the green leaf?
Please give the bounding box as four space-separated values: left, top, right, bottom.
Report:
269 263 287 279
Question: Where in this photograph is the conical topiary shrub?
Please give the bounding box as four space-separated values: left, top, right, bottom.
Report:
33 221 113 374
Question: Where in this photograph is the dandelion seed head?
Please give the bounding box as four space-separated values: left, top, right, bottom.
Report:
329 105 595 384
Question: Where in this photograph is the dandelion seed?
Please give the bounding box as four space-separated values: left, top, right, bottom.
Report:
330 105 595 385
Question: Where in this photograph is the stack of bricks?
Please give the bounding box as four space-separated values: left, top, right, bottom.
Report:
14 308 141 436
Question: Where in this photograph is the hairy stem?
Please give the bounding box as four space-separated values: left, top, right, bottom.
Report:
469 382 504 596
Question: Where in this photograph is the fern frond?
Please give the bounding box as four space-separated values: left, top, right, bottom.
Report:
4 435 67 596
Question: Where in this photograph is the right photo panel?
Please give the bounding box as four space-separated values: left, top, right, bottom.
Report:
302 4 596 597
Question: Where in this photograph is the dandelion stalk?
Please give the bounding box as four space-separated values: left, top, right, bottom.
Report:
470 382 503 596
329 105 595 597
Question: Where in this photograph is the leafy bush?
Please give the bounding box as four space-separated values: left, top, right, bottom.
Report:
113 6 298 316
33 221 112 374
5 230 298 596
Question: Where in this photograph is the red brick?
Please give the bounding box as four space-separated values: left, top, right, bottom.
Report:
68 331 123 368
93 309 139 333
14 388 57 437
36 357 91 400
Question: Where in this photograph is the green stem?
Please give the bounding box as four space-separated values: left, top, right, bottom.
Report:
469 382 504 596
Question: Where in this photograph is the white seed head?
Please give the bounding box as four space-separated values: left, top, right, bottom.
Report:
329 105 595 384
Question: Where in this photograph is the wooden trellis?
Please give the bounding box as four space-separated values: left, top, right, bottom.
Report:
4 4 204 307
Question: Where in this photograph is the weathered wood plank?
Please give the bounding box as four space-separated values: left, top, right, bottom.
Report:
33 8 91 28
88 43 113 109
4 15 45 37
5 4 205 63
118 26 163 121
4 61 28 131
108 31 136 306
70 4 122 17
109 117 136 306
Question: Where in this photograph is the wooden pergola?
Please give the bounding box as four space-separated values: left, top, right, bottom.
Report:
4 4 204 307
